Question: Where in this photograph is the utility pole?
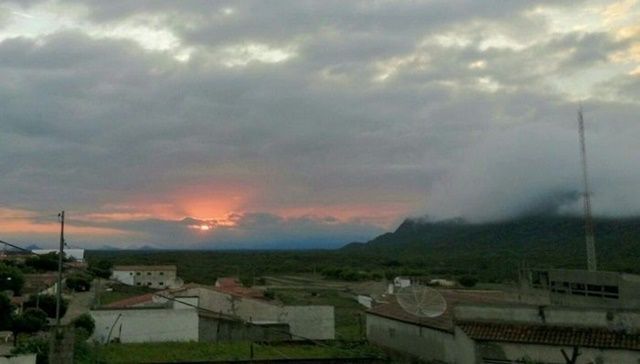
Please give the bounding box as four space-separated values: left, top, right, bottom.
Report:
578 109 597 272
55 211 65 326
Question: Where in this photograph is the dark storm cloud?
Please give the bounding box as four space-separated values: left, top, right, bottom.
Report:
1 0 639 248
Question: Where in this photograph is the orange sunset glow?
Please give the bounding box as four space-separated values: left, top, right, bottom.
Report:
0 0 638 250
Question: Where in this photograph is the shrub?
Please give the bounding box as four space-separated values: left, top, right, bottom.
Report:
11 308 48 345
459 275 478 288
72 313 95 337
25 253 60 272
263 289 276 300
0 264 25 295
66 273 92 292
12 336 49 364
88 259 113 279
0 293 13 330
24 294 68 319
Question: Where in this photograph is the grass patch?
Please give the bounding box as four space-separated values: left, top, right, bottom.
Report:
95 341 384 363
97 283 155 306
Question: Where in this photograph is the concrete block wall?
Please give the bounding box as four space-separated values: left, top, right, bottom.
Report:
174 287 335 340
366 314 458 363
454 303 640 332
483 342 640 364
0 355 37 364
91 308 199 343
199 316 290 342
280 306 335 340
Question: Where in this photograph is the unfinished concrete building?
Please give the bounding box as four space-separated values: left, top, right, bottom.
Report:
366 269 640 363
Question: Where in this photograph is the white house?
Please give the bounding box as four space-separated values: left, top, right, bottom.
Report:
393 276 411 288
111 265 182 289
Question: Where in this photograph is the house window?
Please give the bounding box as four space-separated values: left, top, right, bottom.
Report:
603 285 619 299
147 272 151 275
147 282 152 286
136 282 141 286
129 272 133 276
136 272 141 276
531 271 549 288
160 272 164 276
159 282 164 286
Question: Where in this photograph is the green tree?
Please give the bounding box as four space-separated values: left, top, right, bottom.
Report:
25 252 60 271
11 336 49 364
89 259 113 279
24 294 67 319
72 313 95 337
0 263 25 295
66 273 92 292
459 275 478 288
11 308 47 345
0 293 13 330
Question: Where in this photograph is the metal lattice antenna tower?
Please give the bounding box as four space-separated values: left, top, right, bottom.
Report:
578 108 597 272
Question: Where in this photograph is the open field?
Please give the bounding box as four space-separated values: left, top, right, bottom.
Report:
96 282 156 306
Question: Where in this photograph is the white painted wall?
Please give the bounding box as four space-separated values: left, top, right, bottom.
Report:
357 295 373 309
366 313 458 363
0 355 37 364
111 269 180 289
394 277 411 288
90 308 198 343
429 279 456 287
280 306 335 341
170 287 335 340
112 270 134 286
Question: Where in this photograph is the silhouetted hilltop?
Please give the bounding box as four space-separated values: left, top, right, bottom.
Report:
342 215 640 276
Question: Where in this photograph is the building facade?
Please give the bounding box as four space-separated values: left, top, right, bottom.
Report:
164 284 335 341
519 268 640 309
367 270 640 363
111 265 181 289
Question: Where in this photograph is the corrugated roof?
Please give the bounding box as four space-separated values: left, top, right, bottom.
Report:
458 321 640 351
113 265 177 272
367 289 512 332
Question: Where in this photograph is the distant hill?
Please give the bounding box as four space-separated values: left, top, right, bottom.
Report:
341 215 640 280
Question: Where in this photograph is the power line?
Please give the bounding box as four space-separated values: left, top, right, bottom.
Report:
0 239 37 254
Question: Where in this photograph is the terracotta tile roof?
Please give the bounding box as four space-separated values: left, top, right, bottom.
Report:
113 265 176 272
11 296 25 305
214 277 264 299
367 289 512 332
458 321 640 350
104 293 155 308
22 273 58 294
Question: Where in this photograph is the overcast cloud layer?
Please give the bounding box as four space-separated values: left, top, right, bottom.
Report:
1 0 639 249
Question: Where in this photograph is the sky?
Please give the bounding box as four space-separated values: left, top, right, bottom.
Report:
0 0 639 249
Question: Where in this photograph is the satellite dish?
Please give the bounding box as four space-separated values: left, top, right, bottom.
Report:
395 284 447 318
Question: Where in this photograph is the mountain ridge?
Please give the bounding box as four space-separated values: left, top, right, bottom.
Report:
340 214 640 277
